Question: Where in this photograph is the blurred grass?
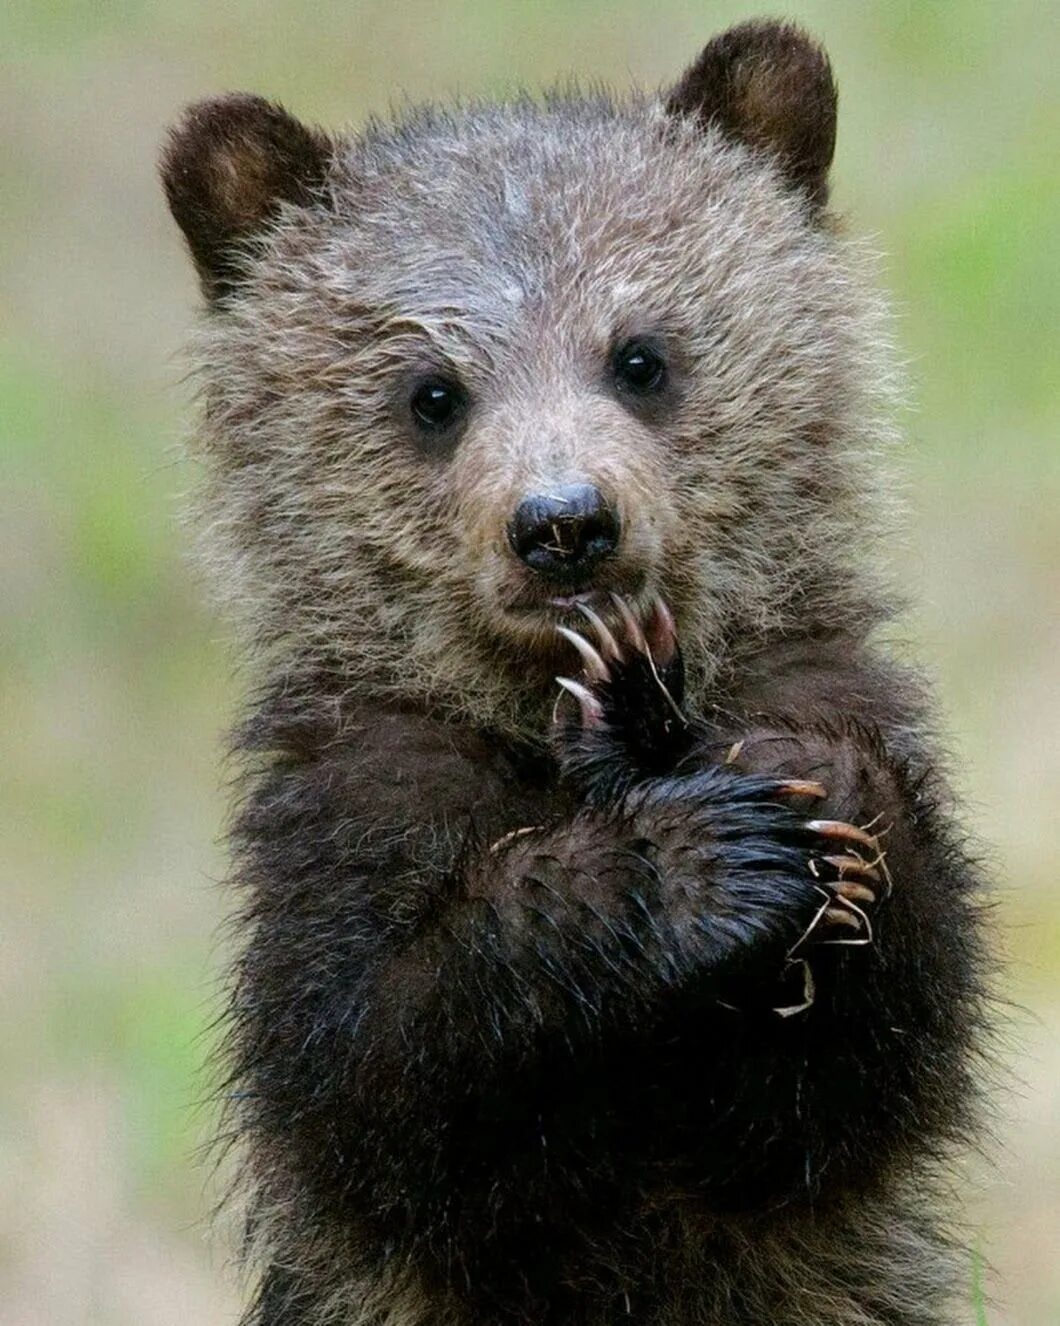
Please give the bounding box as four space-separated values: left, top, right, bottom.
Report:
1 2 1057 1323
972 1247 990 1326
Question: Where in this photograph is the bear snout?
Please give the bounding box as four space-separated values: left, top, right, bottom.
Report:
506 483 621 586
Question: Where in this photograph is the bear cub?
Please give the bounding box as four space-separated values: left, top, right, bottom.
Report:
162 19 989 1326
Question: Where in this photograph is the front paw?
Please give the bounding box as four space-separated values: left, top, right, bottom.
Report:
745 814 887 1017
552 594 689 798
709 801 887 1017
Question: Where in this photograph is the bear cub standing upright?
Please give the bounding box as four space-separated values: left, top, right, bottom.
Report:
162 19 989 1326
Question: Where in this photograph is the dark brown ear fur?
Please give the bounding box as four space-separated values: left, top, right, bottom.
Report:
161 94 331 300
666 19 837 210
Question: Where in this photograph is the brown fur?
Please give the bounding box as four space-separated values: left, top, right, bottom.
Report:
162 94 330 300
162 20 990 1326
177 98 897 741
667 20 838 209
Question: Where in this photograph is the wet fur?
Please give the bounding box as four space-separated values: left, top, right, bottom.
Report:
162 21 991 1326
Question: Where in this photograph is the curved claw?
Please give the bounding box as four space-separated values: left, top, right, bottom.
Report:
822 853 881 883
805 819 879 853
776 779 828 800
555 626 610 682
772 958 816 1017
790 870 878 956
644 595 678 667
819 892 874 946
555 676 605 728
574 601 623 661
609 593 647 653
834 880 877 905
824 905 863 931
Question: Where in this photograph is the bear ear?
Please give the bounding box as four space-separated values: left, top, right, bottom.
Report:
161 93 332 300
665 20 837 210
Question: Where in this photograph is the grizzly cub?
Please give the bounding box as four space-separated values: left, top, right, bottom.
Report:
162 19 989 1326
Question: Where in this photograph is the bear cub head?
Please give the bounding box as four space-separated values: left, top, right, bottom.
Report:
163 20 895 738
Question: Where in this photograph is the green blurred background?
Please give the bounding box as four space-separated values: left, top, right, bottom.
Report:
1 1 1056 1321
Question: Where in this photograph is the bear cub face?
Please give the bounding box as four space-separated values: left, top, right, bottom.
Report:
163 22 894 731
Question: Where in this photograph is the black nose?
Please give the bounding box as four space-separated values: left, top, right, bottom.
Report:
508 483 621 582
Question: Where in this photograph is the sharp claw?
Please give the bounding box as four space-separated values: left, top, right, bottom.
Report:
555 676 605 727
772 958 816 1017
574 601 623 661
820 893 874 945
835 880 877 905
805 819 879 852
776 779 828 800
822 853 881 883
792 875 877 956
639 601 688 727
555 626 610 682
644 595 678 667
824 905 863 931
609 592 647 653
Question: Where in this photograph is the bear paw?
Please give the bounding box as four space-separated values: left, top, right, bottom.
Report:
798 815 890 948
720 805 888 1016
553 593 690 794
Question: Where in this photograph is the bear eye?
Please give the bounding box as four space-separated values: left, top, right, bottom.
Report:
410 377 467 433
613 340 667 395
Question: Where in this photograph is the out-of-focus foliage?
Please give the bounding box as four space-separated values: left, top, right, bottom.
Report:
1 3 1056 1321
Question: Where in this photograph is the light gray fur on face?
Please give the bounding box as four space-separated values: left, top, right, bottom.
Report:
189 93 899 739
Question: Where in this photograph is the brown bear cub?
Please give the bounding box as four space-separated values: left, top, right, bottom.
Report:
162 19 989 1326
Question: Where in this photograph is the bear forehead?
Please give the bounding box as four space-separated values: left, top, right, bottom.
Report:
319 99 805 282
250 99 827 357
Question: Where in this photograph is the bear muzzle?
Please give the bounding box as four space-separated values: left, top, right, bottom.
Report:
507 483 621 588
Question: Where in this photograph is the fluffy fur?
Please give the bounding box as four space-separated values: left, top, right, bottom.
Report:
181 89 896 738
162 20 991 1326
